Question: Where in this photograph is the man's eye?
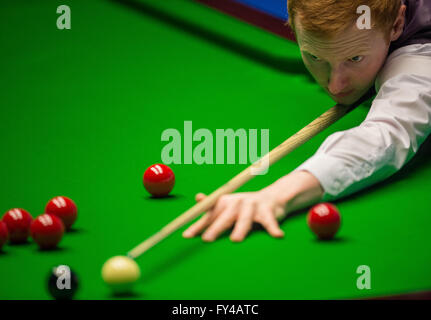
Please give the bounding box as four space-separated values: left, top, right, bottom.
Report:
349 56 364 62
309 54 321 61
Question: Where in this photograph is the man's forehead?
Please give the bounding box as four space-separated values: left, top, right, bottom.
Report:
295 16 375 52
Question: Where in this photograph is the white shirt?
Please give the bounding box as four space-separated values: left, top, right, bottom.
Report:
294 43 431 201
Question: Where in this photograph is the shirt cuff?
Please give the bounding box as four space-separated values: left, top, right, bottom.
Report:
292 154 372 202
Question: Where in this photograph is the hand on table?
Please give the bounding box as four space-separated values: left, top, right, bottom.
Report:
182 189 286 242
182 170 324 242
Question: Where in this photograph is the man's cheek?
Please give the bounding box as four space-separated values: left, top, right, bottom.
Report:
302 60 314 74
306 66 326 85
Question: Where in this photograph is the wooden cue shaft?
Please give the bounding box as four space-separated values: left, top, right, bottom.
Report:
128 103 357 259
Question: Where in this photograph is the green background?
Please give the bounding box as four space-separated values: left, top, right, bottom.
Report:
1 0 430 299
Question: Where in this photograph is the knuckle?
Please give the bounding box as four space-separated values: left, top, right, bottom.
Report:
241 198 253 206
258 214 273 225
218 195 229 205
222 210 237 222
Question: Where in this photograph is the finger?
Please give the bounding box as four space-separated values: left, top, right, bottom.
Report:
195 193 206 202
184 194 211 238
230 202 255 242
258 208 285 238
183 212 212 238
184 195 229 238
202 206 238 242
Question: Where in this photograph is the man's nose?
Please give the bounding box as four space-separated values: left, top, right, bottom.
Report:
328 68 349 95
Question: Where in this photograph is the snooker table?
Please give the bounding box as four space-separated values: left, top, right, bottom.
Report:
1 0 431 300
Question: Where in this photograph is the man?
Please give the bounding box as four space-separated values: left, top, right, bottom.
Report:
183 0 431 242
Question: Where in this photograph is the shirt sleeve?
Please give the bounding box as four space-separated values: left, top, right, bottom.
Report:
293 43 431 201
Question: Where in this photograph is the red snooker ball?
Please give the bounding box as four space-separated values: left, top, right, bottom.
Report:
143 164 175 197
31 214 65 250
45 196 77 230
307 203 341 240
2 208 33 243
0 221 9 250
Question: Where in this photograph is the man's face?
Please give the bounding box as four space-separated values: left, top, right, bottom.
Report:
295 18 390 105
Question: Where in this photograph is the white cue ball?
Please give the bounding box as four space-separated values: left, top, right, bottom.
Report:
101 256 141 294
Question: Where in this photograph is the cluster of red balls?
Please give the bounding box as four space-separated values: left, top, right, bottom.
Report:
0 196 77 251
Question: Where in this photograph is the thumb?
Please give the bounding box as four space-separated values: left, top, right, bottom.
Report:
195 193 207 202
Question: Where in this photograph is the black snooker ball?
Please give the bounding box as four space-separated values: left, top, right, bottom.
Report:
47 265 79 300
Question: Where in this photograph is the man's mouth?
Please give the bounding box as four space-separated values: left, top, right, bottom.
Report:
331 89 354 99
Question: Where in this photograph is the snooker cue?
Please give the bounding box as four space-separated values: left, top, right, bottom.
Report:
128 102 359 259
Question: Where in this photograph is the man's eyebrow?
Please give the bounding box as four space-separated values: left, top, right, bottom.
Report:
301 50 325 60
301 48 371 60
342 49 371 58
299 34 373 58
301 49 319 56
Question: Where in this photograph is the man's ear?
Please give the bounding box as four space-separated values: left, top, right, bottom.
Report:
390 4 406 42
